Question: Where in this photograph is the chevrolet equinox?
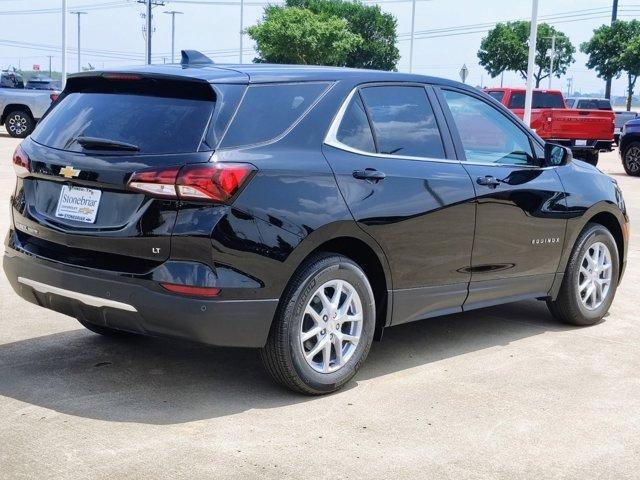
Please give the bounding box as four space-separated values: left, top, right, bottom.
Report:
4 52 629 394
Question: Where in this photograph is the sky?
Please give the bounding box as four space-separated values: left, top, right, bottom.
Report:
1 0 638 98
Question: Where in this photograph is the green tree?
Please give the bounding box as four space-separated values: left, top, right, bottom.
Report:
478 21 575 87
285 0 400 70
247 6 362 66
581 20 640 111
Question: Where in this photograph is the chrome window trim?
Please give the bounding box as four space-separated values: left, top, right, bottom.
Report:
323 86 462 165
18 277 138 312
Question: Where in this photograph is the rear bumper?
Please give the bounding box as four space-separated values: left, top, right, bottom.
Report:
548 139 614 152
3 245 278 348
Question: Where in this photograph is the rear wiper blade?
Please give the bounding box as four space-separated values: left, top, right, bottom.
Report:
75 136 140 152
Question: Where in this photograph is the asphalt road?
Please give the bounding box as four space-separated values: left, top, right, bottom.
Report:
1 128 639 479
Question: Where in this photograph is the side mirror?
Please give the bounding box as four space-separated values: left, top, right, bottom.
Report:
544 143 572 167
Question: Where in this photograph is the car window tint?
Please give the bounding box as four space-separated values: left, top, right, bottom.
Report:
487 91 505 103
221 82 329 148
335 93 375 152
509 92 565 109
359 86 445 158
443 90 534 166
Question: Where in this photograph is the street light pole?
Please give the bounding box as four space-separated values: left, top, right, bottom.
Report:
605 0 619 99
548 34 556 90
523 0 539 127
70 11 87 72
61 0 67 89
164 11 183 63
409 0 416 73
239 0 244 63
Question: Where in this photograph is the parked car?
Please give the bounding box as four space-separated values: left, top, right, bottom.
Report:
1 70 24 89
25 75 61 91
4 55 628 395
614 111 639 144
0 87 56 137
566 97 612 110
566 97 637 144
486 88 615 166
619 117 640 175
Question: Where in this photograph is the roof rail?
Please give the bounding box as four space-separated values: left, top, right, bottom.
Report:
180 50 214 66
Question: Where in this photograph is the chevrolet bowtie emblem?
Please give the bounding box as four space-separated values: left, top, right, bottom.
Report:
59 165 81 179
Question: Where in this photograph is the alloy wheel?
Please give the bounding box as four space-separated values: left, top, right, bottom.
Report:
7 114 27 136
577 241 612 311
625 146 640 174
300 279 363 373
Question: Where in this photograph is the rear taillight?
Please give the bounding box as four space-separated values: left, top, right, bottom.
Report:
128 162 255 203
12 144 30 178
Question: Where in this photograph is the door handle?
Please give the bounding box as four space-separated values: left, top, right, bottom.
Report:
353 168 386 182
476 175 501 188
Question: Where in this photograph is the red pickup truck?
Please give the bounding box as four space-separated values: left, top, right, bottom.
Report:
485 88 615 166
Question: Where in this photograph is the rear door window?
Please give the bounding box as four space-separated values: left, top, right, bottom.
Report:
32 91 215 154
359 85 445 158
220 82 330 148
335 93 376 153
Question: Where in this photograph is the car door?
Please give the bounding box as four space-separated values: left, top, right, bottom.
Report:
437 87 568 309
323 84 476 325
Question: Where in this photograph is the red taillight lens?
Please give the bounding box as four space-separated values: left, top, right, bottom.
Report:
12 144 30 178
177 163 255 202
128 167 180 197
128 162 256 203
160 283 220 297
103 73 143 81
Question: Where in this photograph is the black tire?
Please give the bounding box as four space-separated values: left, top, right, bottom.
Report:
261 253 375 395
583 151 599 167
622 141 640 176
5 109 35 138
547 223 619 326
77 319 136 338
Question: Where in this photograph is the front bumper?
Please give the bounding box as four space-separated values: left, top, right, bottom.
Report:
3 244 279 348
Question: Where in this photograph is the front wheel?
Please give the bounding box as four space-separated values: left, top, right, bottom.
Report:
547 224 619 326
261 253 375 395
5 109 35 138
622 141 640 176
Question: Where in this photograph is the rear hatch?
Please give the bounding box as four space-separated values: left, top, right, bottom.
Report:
541 109 615 141
12 72 244 272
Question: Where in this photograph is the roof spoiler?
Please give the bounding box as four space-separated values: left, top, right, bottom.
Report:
181 50 214 66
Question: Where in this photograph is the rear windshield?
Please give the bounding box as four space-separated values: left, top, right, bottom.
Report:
487 91 505 103
508 92 565 109
220 82 330 148
32 78 216 154
577 99 612 110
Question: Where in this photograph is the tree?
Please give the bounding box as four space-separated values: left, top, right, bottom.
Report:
478 21 575 87
581 20 640 111
247 6 362 66
285 0 400 70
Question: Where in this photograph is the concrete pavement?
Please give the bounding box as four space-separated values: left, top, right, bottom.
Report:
1 129 639 479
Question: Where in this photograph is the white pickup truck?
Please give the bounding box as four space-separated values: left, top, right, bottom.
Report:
0 87 56 138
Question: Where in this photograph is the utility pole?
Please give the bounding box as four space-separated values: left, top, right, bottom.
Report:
239 0 244 63
548 35 556 90
138 0 165 65
409 0 416 73
61 0 67 88
524 0 539 127
605 0 619 99
70 11 87 72
164 11 183 63
47 55 53 77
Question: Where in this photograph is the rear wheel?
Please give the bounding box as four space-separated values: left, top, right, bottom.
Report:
582 151 599 167
547 224 619 326
622 141 640 176
5 109 35 138
261 253 375 395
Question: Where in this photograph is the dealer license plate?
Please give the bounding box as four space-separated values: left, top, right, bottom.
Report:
55 186 102 223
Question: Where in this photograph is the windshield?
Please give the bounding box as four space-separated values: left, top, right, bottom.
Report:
32 92 215 154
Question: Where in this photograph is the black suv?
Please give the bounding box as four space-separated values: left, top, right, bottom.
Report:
4 54 629 394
